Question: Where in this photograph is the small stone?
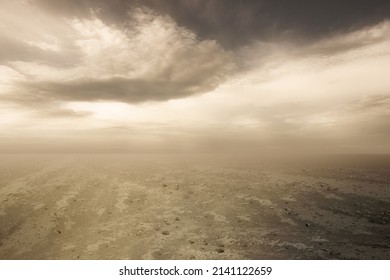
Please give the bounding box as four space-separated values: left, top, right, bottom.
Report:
161 230 170 235
305 223 310 227
216 248 224 253
162 183 168 187
56 230 62 234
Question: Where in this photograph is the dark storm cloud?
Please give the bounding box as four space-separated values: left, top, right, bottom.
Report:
34 0 390 48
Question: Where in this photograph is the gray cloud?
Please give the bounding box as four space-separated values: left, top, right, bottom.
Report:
36 108 92 118
10 76 223 104
0 35 80 69
346 95 390 113
34 0 390 48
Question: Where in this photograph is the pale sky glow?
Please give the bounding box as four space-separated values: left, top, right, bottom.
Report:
1 0 390 153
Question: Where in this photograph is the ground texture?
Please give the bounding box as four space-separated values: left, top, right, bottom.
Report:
0 154 389 259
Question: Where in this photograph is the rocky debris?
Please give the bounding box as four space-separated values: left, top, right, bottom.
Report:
319 182 338 191
284 208 296 215
162 183 168 188
161 230 170 235
216 248 224 253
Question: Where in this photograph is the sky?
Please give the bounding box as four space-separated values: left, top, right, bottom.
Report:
1 0 390 154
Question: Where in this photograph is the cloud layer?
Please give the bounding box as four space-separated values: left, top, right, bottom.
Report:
0 1 390 154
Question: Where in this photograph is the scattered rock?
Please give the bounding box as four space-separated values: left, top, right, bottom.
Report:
305 223 310 227
216 248 224 253
56 230 62 234
161 230 170 235
189 240 195 244
162 183 168 187
175 217 180 221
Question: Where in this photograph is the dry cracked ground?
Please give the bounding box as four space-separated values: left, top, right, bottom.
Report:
0 154 389 259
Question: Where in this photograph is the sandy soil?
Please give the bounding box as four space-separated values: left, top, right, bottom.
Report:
0 154 389 259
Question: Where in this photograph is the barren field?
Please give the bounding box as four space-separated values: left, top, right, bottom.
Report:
0 154 389 259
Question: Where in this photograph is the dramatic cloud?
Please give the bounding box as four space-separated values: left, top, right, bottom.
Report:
0 1 390 154
34 0 390 48
1 5 233 107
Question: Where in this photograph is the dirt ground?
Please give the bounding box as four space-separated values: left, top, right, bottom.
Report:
0 154 389 259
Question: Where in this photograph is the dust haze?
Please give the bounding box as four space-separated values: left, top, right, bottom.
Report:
0 0 389 259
